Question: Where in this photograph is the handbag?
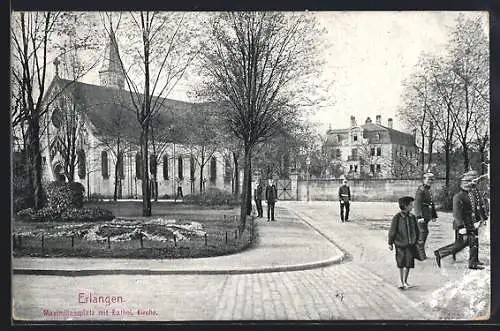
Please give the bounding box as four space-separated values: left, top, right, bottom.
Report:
412 241 427 261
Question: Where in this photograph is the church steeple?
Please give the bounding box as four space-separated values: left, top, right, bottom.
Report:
99 28 125 89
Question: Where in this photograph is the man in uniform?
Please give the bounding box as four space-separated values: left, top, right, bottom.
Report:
265 179 278 222
434 170 487 270
253 180 264 218
338 179 351 222
414 172 438 247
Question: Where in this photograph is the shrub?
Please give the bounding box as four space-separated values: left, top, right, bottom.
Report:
45 181 85 213
184 187 239 207
16 206 114 223
160 193 171 199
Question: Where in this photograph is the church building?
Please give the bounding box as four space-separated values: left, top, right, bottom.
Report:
40 31 234 199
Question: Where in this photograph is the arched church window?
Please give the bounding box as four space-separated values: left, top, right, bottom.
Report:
117 152 124 179
190 155 195 180
210 157 217 184
101 151 109 179
178 156 183 180
150 154 157 176
135 153 142 179
51 108 63 129
77 150 86 179
163 154 169 180
224 156 232 184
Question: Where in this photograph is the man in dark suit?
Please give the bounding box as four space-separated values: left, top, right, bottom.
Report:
338 179 351 222
253 180 264 218
414 172 438 246
265 179 278 222
434 170 487 270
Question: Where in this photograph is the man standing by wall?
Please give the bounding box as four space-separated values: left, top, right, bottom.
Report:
338 179 351 222
266 179 278 222
434 170 487 270
254 180 264 218
414 172 438 248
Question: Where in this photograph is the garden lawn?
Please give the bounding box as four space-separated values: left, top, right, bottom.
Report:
12 204 256 259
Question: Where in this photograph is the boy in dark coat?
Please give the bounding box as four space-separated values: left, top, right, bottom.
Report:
338 179 351 222
253 181 264 218
388 196 419 290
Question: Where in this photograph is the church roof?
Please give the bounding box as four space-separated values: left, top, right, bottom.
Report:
51 77 205 144
324 121 415 146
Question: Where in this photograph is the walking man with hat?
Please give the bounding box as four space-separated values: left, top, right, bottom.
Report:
434 170 487 270
414 172 438 249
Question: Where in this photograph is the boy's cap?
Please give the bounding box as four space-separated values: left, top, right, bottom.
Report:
398 196 415 205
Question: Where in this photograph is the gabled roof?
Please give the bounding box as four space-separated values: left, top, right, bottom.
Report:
50 77 203 143
325 121 415 146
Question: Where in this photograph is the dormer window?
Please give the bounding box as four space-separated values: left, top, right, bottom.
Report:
353 134 358 142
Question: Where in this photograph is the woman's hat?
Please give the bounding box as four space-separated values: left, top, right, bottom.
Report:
461 170 478 182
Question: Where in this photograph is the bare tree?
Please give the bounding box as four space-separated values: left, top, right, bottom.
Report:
197 12 324 227
104 12 201 216
447 14 489 171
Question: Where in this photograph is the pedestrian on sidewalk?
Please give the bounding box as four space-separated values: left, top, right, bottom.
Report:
265 179 278 222
388 196 419 290
338 179 351 222
254 180 264 218
434 170 488 270
414 172 438 251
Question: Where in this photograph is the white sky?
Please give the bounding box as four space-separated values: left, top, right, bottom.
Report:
59 11 488 134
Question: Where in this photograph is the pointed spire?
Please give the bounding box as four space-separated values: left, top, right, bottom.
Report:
53 57 60 77
99 27 125 89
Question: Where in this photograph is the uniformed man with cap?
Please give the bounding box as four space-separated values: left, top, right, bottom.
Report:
414 172 438 248
433 170 487 270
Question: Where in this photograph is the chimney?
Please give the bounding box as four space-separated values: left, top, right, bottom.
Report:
365 117 372 124
387 118 393 128
350 115 356 127
376 115 381 125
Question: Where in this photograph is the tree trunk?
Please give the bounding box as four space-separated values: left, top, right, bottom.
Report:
240 145 251 230
420 132 425 174
140 128 151 217
247 158 252 216
233 151 240 197
444 144 451 188
29 114 44 210
462 139 469 171
427 121 434 171
113 160 119 201
199 164 205 194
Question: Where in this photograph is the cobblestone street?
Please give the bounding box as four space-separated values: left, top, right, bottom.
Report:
12 202 490 321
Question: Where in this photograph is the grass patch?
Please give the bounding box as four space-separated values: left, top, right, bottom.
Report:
12 211 257 259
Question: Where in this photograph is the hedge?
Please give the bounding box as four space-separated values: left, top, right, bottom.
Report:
16 207 114 223
183 187 240 207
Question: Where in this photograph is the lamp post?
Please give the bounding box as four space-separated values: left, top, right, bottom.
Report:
306 156 311 202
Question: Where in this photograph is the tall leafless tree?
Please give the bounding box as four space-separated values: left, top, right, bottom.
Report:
197 12 324 227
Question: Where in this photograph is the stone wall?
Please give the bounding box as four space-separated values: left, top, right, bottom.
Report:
295 178 446 202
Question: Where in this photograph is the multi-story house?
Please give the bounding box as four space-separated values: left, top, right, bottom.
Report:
324 115 418 179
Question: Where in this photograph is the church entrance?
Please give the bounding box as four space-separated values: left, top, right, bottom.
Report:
53 163 66 182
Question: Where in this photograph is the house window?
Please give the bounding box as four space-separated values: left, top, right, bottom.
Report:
370 164 375 173
210 157 217 184
101 151 109 179
178 156 183 180
406 150 408 157
351 148 358 159
77 150 86 179
163 154 169 180
353 134 358 142
336 149 341 158
349 165 353 172
376 133 381 141
370 148 375 156
117 152 124 179
376 164 381 172
190 155 195 180
337 134 341 142
150 154 157 176
354 165 358 173
377 147 381 156
135 153 142 179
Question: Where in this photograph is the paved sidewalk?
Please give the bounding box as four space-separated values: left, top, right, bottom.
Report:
283 201 491 313
12 208 344 275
